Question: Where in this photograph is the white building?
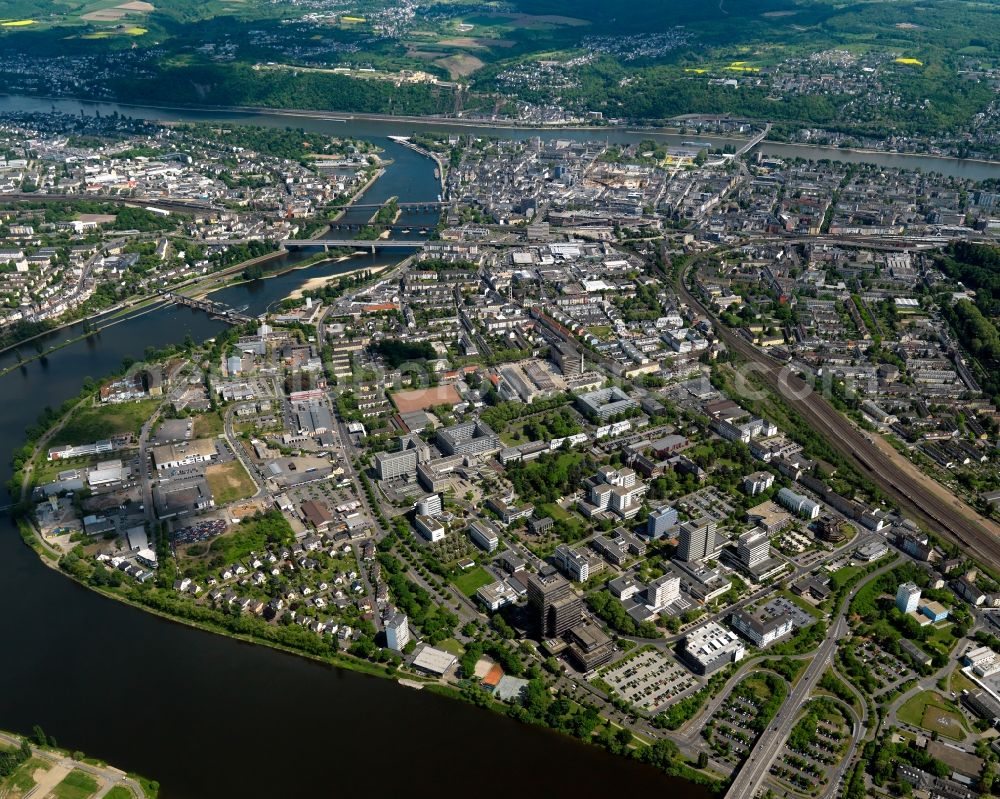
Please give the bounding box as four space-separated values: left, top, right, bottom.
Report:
895 582 922 614
776 487 821 519
743 471 775 496
730 609 794 648
737 529 771 568
680 621 746 675
646 574 681 608
417 493 443 517
468 519 500 553
385 612 410 651
414 514 445 542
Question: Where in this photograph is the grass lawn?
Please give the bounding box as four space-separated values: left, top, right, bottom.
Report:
192 411 225 439
829 565 861 589
452 566 492 597
436 637 465 656
923 622 958 655
741 674 778 701
541 502 573 521
103 787 134 799
5 756 49 794
898 691 967 740
951 668 977 695
52 399 159 447
52 769 100 799
204 461 256 505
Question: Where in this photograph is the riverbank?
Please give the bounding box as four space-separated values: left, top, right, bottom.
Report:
18 514 724 796
760 137 1000 168
0 300 173 379
0 726 158 799
9 91 1000 182
284 259 390 300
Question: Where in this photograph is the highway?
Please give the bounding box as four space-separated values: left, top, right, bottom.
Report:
676 257 1000 569
724 555 900 799
726 615 846 799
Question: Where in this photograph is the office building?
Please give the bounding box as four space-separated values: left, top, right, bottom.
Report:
468 519 500 553
436 420 501 457
677 516 718 562
647 506 678 538
476 580 518 612
416 493 443 517
729 609 793 647
414 514 445 542
895 582 921 614
776 487 821 519
385 612 410 651
743 471 775 496
374 434 429 480
576 386 638 421
737 529 770 569
554 544 591 582
527 569 582 638
151 439 218 471
566 623 614 671
680 622 746 675
551 341 583 376
646 574 680 608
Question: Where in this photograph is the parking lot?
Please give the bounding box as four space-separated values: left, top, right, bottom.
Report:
172 518 228 545
757 596 817 629
771 699 851 793
597 648 698 713
703 673 784 766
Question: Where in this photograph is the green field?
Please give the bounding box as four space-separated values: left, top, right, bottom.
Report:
103 787 134 799
52 399 158 447
4 756 48 794
452 566 492 597
52 769 100 799
192 411 224 439
204 460 256 505
897 690 968 740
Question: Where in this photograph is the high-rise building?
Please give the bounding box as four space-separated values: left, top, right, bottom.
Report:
416 493 443 517
527 569 582 638
896 582 922 614
554 544 590 582
646 574 681 608
385 611 410 651
551 341 583 376
677 516 718 562
737 529 770 568
647 506 678 539
374 434 429 480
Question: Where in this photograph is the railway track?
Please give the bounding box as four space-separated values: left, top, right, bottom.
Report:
677 259 1000 568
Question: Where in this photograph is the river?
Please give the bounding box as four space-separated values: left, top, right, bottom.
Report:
0 95 712 797
4 93 1000 180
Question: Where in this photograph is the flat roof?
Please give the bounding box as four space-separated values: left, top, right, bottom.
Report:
412 645 457 675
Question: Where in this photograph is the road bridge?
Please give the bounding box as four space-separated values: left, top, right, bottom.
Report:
281 239 425 253
321 201 447 211
735 123 771 156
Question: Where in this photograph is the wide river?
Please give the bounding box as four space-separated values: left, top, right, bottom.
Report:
0 94 718 798
1 92 996 797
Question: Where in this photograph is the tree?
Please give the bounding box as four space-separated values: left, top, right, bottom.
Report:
32 725 47 747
